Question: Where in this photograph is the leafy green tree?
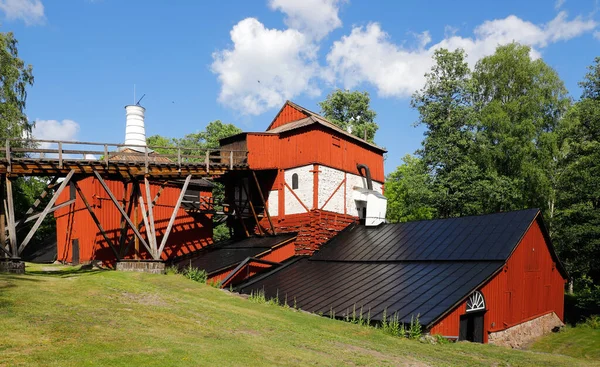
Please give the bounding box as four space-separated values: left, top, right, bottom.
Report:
411 48 482 218
319 89 378 143
472 43 570 216
0 32 34 141
146 135 176 155
554 57 600 287
385 155 435 222
0 32 57 255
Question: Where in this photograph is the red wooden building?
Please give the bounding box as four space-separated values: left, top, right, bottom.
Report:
239 209 568 346
53 104 216 266
54 177 214 266
220 101 387 255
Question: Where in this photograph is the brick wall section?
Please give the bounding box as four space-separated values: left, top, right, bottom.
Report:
264 210 357 255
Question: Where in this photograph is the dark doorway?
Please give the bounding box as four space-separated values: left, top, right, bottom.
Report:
459 312 485 343
72 239 80 265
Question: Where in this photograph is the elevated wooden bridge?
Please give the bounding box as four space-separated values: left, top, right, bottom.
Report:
0 139 249 178
0 139 252 264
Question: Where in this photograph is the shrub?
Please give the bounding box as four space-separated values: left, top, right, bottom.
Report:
249 288 267 303
408 314 422 340
182 263 207 283
580 315 600 329
165 265 180 275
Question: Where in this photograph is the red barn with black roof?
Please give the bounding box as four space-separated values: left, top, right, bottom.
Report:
238 209 568 346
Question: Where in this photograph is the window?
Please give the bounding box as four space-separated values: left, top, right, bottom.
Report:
466 291 486 313
292 173 299 190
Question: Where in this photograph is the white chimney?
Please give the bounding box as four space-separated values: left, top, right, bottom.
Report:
123 105 147 152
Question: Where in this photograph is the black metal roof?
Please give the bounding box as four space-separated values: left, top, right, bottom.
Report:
238 209 557 326
174 233 296 274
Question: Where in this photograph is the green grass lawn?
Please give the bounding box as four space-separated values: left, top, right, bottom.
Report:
530 325 600 361
0 263 598 367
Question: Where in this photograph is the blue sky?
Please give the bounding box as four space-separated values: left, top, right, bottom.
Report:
1 0 599 175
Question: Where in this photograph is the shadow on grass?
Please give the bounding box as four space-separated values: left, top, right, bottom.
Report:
26 266 107 278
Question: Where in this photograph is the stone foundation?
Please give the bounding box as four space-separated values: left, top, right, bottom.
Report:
488 312 563 348
116 260 165 274
0 260 25 274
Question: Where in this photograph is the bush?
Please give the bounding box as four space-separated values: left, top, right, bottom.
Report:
182 264 207 283
580 315 600 329
165 265 180 275
408 314 422 340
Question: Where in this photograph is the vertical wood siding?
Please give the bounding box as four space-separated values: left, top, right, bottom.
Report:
268 104 309 130
246 127 385 182
429 219 566 342
55 176 213 266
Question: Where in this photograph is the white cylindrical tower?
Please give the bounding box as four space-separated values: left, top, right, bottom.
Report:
124 105 147 152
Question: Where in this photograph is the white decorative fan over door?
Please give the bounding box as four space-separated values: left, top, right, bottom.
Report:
466 291 486 313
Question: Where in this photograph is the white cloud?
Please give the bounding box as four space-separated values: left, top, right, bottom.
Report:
326 12 598 98
595 31 600 40
269 0 343 40
211 18 320 115
555 0 565 10
32 119 80 146
0 0 44 25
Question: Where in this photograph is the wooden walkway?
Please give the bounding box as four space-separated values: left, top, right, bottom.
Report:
0 139 249 178
0 139 251 261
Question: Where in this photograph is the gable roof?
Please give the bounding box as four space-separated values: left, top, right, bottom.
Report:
266 101 387 153
238 209 567 327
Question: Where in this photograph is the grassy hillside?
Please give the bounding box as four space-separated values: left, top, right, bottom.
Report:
0 264 598 367
531 326 600 361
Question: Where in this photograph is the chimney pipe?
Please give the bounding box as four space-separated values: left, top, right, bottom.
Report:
356 164 373 190
124 105 147 152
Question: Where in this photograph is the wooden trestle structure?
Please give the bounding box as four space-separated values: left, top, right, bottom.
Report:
0 138 258 262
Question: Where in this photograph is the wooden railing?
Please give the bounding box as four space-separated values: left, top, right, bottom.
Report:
0 139 249 173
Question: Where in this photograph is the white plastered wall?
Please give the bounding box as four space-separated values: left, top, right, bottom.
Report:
317 165 383 217
318 166 345 213
267 190 278 217
284 165 313 215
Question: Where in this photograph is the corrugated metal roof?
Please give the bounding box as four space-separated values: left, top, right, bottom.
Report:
238 209 544 326
174 233 297 274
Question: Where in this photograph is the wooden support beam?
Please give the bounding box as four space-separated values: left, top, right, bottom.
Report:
20 199 75 225
93 170 153 256
58 142 63 169
121 181 166 257
241 182 263 236
138 195 155 258
15 176 59 229
229 199 249 238
205 150 209 173
144 177 157 255
19 170 75 254
157 175 191 257
5 139 11 173
0 176 6 257
73 181 120 259
284 182 310 213
252 171 276 235
320 178 346 211
5 177 16 256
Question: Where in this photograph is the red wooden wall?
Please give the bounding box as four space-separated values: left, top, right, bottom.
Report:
267 103 309 130
245 127 385 182
54 177 213 266
429 219 566 342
